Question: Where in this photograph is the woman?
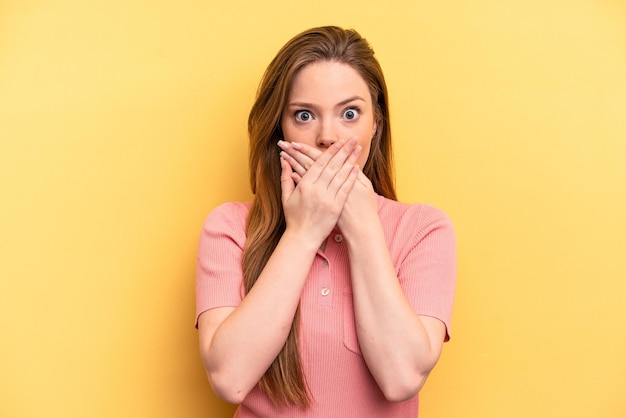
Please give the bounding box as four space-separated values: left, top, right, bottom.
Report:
196 26 456 417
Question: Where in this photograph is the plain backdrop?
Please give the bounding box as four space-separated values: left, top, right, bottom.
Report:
1 1 625 417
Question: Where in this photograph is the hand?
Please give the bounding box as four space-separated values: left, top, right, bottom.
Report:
278 140 379 238
279 139 362 246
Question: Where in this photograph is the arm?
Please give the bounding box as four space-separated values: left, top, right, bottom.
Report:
279 141 454 401
198 232 319 404
340 206 447 401
198 140 361 404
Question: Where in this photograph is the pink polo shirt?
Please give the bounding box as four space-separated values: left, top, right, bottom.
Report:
196 195 456 417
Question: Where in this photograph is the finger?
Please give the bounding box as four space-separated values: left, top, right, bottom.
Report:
356 170 370 185
279 156 295 204
314 139 358 186
290 171 302 184
278 140 323 163
333 165 360 204
326 145 362 197
293 138 347 183
292 137 357 160
279 151 307 177
278 141 317 174
286 148 315 174
290 142 323 164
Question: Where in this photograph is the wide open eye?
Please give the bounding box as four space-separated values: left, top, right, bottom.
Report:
295 110 313 122
342 108 360 121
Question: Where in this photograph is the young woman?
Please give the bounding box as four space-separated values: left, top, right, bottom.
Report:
196 26 456 417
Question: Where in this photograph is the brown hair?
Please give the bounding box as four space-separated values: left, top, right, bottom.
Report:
243 26 396 407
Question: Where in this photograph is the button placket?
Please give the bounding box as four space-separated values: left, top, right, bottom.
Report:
315 230 343 307
318 256 332 306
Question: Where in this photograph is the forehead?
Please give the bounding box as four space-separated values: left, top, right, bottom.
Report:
288 61 371 102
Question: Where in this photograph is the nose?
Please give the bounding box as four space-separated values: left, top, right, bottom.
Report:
316 137 336 148
316 120 337 148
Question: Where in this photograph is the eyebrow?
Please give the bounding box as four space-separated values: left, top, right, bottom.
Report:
286 95 366 109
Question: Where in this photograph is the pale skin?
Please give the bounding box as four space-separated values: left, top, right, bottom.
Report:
197 61 446 404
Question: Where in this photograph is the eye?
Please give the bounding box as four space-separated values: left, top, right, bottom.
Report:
295 110 313 122
342 108 360 121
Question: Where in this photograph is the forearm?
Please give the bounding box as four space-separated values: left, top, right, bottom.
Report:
204 231 318 402
344 220 442 401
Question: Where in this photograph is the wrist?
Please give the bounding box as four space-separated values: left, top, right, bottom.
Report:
281 227 325 253
339 212 382 243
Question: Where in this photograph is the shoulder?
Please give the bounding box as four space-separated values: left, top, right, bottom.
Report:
377 195 454 235
204 201 251 228
200 201 251 246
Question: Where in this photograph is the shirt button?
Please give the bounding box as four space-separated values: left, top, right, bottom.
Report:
321 287 330 296
322 260 329 267
333 234 343 243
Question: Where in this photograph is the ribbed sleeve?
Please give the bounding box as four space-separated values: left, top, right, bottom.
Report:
393 204 457 340
194 202 250 327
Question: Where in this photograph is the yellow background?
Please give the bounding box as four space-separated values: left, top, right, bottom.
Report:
1 1 624 417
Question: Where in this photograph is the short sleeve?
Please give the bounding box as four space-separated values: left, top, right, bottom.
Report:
194 202 250 327
397 205 457 341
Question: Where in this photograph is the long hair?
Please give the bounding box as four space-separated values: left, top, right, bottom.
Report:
243 26 396 407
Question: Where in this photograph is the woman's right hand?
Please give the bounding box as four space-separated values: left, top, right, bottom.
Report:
279 138 361 247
